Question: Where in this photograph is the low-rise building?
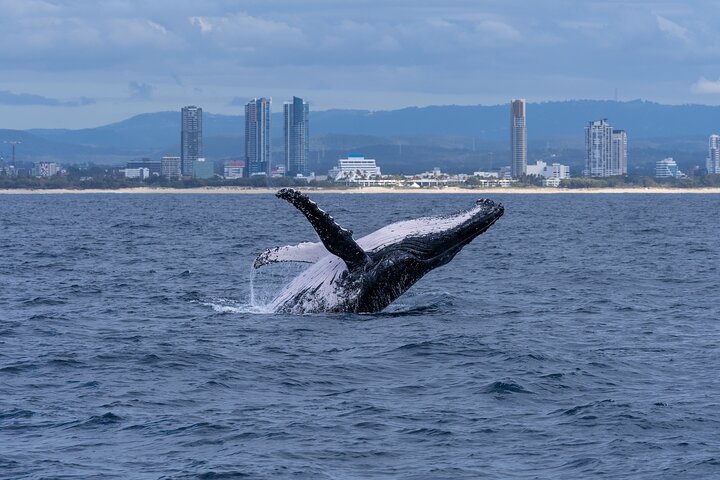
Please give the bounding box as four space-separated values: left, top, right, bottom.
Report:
656 158 683 178
223 161 245 179
473 171 501 178
271 164 286 178
328 155 381 182
192 158 214 179
127 158 161 176
161 156 182 180
466 177 516 188
123 167 150 180
526 160 570 180
543 177 563 187
31 162 61 178
409 168 468 187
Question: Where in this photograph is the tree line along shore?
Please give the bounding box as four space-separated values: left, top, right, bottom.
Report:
2 170 720 191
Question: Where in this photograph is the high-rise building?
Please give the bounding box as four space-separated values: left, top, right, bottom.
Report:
161 156 182 180
611 129 628 175
510 99 527 178
707 135 720 174
284 96 310 177
584 119 627 177
181 106 203 177
245 98 272 176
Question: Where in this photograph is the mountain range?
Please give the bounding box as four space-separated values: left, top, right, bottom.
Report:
1 100 718 174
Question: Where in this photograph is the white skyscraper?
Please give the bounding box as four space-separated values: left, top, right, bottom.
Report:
584 119 627 177
611 129 628 175
707 135 720 174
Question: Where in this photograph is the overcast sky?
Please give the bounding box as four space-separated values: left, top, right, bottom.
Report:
1 0 720 128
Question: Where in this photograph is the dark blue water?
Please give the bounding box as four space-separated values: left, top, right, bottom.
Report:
1 192 719 479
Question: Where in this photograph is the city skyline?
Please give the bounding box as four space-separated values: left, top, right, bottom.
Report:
9 96 720 181
3 1 720 129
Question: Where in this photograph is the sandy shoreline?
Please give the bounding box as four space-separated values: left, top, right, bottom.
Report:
1 186 720 195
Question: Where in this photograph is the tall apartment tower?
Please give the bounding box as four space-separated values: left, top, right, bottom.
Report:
181 106 203 177
284 96 310 177
708 134 720 174
584 119 627 177
611 129 628 175
510 99 527 178
245 98 272 176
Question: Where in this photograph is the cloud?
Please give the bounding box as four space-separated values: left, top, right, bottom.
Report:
0 89 94 106
3 0 720 127
128 81 154 100
656 15 689 43
691 77 720 94
190 16 213 33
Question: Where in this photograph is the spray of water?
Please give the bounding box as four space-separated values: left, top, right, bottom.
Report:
249 264 257 307
200 257 306 315
247 264 276 312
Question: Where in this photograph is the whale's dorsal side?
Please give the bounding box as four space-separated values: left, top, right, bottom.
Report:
275 188 369 270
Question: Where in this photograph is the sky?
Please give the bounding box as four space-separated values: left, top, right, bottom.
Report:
1 0 720 129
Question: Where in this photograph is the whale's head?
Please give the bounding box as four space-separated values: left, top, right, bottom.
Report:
353 198 504 312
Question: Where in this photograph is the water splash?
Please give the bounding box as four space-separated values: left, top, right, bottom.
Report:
248 261 309 312
248 264 279 312
201 298 273 314
249 264 257 307
198 264 280 315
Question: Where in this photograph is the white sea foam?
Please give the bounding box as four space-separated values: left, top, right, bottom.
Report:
201 299 274 314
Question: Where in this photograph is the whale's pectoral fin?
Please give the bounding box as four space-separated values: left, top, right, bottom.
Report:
254 242 328 269
276 188 369 269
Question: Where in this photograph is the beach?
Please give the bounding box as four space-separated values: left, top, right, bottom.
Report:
1 186 720 194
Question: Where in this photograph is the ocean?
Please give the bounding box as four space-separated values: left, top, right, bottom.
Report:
1 192 719 479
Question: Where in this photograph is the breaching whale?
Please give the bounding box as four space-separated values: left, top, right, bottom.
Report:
254 188 504 314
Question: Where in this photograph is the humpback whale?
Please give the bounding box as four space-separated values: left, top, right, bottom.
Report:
254 188 504 314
